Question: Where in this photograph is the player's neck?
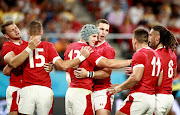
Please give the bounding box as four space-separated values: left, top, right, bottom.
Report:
9 38 22 44
136 43 148 51
157 43 163 49
97 40 105 45
80 39 87 44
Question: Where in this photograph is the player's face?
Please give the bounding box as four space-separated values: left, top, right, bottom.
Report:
97 23 109 42
5 24 21 40
149 29 159 49
89 34 98 47
132 35 136 51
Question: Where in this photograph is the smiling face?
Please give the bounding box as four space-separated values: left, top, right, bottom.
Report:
88 33 98 47
148 29 160 49
97 23 109 43
4 24 21 40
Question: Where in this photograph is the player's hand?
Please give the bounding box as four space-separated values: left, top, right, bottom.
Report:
44 62 53 73
80 46 93 58
108 84 122 96
74 68 88 78
108 86 119 96
125 67 132 76
28 35 41 50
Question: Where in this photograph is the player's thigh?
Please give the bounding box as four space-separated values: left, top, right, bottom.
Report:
6 86 20 112
118 93 155 115
96 109 111 115
36 86 54 115
65 88 73 115
131 93 155 115
18 86 36 114
155 94 174 115
66 88 94 115
93 89 114 112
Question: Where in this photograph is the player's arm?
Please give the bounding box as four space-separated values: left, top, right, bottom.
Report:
4 36 41 68
116 66 144 91
97 57 131 69
74 68 111 79
54 46 93 71
108 66 144 95
3 65 13 76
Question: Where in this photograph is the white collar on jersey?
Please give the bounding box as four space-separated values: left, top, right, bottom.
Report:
10 39 23 45
94 40 105 47
77 41 86 44
155 46 165 51
136 46 151 52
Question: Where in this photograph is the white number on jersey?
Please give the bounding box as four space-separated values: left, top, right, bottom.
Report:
29 48 45 68
68 49 80 68
151 56 161 76
168 60 174 78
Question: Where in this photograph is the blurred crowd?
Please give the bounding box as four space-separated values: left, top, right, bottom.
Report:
0 0 179 75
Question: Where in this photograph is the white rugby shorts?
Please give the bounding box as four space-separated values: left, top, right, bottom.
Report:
154 94 174 115
18 85 54 115
118 92 155 115
65 87 94 115
93 88 114 111
6 86 20 112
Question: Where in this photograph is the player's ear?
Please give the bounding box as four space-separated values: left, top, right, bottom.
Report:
4 34 9 39
134 38 137 44
156 35 160 42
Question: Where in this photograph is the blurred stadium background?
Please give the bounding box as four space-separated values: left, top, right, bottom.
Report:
0 0 180 114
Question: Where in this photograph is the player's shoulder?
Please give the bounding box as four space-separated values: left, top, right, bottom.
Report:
104 41 114 49
133 48 148 58
2 41 11 47
1 41 14 51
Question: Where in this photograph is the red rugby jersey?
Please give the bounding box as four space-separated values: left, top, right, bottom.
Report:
130 47 162 95
93 41 115 91
64 41 102 91
155 47 177 94
22 41 60 88
1 40 28 88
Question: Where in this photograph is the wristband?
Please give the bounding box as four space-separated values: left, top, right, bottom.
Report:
25 47 32 54
87 71 94 78
78 55 86 62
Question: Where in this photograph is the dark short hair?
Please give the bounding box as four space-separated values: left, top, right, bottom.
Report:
27 20 43 36
96 19 109 27
1 21 14 34
133 28 149 43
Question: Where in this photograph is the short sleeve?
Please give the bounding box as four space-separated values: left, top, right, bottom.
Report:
47 42 61 63
132 52 146 69
1 43 14 59
88 51 102 65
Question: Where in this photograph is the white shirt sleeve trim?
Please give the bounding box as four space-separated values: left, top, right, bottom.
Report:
4 51 14 60
133 64 144 70
95 56 104 65
53 56 61 64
